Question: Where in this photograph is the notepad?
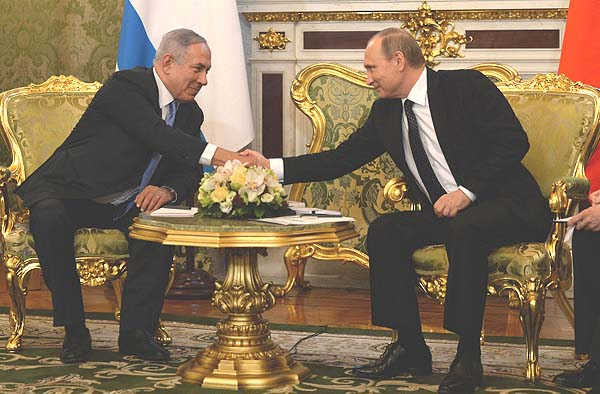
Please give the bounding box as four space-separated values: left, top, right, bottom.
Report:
150 206 198 217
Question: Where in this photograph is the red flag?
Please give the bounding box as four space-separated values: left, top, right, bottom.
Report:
559 0 600 87
559 0 600 197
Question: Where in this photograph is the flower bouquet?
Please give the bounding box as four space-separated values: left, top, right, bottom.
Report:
197 159 290 219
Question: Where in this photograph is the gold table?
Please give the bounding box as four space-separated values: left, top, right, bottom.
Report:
129 215 358 390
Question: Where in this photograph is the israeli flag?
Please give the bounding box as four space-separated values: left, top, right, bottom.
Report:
116 0 254 151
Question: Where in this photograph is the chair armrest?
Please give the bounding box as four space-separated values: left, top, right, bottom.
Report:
0 166 11 185
383 177 421 211
548 176 589 216
0 166 17 236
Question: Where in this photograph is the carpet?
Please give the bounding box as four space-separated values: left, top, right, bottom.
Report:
0 312 588 393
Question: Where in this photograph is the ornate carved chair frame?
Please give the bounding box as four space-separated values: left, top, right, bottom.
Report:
0 76 174 351
283 62 600 382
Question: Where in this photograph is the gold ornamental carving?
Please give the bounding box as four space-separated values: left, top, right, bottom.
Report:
418 276 448 303
254 28 291 51
505 72 586 93
212 282 276 314
243 9 567 23
403 2 472 67
76 259 126 287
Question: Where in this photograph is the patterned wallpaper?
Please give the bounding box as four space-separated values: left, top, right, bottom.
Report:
0 0 124 91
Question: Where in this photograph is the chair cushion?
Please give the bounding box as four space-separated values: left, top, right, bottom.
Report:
4 223 129 262
412 243 568 281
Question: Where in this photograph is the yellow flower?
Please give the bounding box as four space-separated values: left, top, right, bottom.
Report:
230 166 247 186
211 186 229 203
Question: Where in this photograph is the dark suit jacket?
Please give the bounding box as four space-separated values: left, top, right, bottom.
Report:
16 67 208 207
283 67 548 224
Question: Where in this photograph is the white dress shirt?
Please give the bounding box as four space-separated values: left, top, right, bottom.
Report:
402 68 475 203
270 68 476 203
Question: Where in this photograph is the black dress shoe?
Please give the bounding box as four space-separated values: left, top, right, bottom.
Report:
553 360 599 388
61 328 91 364
118 329 170 361
438 353 483 394
351 342 432 378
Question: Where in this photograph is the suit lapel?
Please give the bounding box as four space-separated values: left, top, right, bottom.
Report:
383 99 410 174
426 68 459 177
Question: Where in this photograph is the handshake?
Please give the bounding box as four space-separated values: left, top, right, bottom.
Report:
212 147 270 168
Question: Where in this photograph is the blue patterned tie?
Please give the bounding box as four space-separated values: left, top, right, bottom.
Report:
115 101 178 219
404 99 446 204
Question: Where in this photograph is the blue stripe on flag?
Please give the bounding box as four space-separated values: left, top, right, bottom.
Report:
117 0 156 70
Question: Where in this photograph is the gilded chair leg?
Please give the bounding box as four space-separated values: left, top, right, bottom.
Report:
517 278 546 383
5 256 38 352
155 319 172 346
550 288 574 328
508 291 520 309
6 256 25 351
154 265 176 346
111 275 124 321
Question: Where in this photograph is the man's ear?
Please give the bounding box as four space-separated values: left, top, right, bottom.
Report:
161 54 175 73
393 51 406 69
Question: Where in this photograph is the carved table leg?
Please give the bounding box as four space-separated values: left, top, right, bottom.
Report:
177 247 310 390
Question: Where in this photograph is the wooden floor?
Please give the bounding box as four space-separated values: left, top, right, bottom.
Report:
0 284 574 341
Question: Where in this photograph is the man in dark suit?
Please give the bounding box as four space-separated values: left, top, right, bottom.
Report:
16 29 256 364
243 28 550 393
553 190 600 392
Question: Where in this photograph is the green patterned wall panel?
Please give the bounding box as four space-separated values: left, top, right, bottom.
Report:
0 0 123 92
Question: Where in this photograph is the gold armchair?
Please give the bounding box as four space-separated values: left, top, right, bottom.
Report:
0 76 174 351
283 62 600 382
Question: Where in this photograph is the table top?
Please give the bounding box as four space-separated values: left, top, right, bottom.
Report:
129 214 359 248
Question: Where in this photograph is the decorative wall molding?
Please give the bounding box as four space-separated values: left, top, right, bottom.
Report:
243 9 567 23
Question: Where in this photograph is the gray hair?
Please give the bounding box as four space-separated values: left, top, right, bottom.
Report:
153 28 208 64
370 28 425 68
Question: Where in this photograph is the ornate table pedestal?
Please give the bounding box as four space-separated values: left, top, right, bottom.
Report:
129 216 358 390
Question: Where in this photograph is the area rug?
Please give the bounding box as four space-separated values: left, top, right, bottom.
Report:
0 312 587 393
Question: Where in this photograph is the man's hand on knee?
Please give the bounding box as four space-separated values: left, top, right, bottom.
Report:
433 189 471 218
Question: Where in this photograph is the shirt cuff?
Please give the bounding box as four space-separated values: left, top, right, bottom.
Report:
200 143 218 166
161 186 178 203
458 186 476 202
270 158 284 182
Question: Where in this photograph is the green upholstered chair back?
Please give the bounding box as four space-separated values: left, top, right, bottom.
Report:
0 76 101 185
497 76 600 197
289 63 403 252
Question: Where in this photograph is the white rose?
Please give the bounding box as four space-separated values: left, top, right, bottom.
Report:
261 193 274 203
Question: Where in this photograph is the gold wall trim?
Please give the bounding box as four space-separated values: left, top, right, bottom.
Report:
243 9 567 23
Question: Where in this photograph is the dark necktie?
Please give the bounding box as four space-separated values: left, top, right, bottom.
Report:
404 99 446 204
115 100 178 219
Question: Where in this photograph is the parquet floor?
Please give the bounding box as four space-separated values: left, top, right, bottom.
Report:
0 283 574 340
